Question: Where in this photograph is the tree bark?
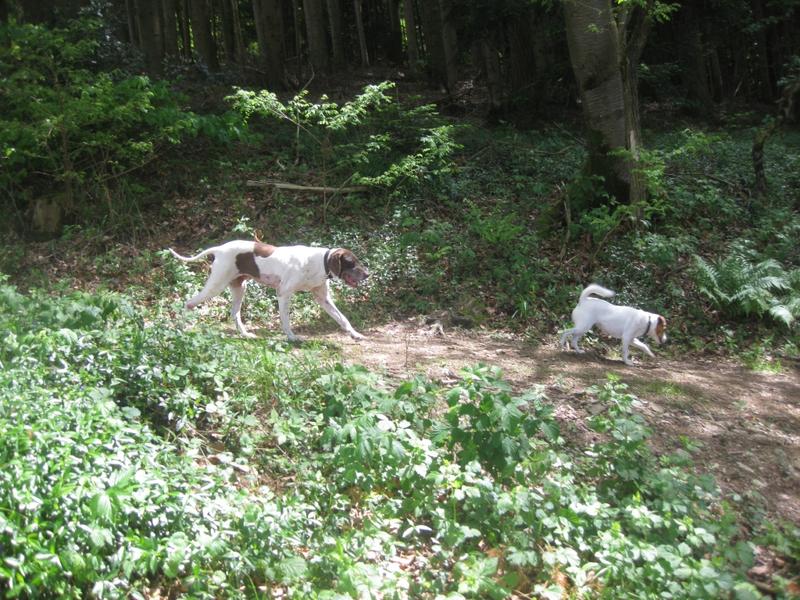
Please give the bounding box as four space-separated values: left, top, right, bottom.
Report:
137 0 165 75
677 4 713 117
326 0 345 68
480 35 503 121
354 0 370 66
563 0 649 206
302 0 329 73
177 0 192 59
385 0 404 64
506 9 539 109
125 0 139 46
253 0 286 87
402 0 419 73
220 0 243 64
162 0 180 58
418 0 445 88
438 0 458 93
189 0 219 71
750 0 775 101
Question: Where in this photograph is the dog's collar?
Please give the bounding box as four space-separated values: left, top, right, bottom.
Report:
323 248 333 279
643 317 652 337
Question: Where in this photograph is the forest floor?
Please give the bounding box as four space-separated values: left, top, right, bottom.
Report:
296 320 800 526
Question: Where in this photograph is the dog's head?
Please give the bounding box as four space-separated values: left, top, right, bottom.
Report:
328 249 369 288
653 315 667 344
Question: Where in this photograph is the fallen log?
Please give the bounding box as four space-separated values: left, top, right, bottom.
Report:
246 180 371 194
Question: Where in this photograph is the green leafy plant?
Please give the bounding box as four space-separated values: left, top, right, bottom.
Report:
693 250 800 327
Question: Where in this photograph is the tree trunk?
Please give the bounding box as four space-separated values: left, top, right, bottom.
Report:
385 0 403 64
753 76 800 195
162 0 180 58
189 0 219 71
220 0 243 64
326 0 345 68
253 0 286 87
125 0 139 46
677 4 713 117
480 35 503 121
354 0 369 66
438 0 458 93
402 0 419 73
506 10 539 109
750 0 775 101
418 0 445 88
177 0 192 59
137 0 165 75
563 0 649 207
303 0 329 73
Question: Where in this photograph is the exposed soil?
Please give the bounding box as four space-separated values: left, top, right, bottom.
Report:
309 319 800 526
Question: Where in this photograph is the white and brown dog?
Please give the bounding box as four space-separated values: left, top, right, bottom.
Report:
560 284 667 366
168 240 368 342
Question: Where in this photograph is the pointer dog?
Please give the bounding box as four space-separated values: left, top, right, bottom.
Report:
169 240 368 342
560 284 667 366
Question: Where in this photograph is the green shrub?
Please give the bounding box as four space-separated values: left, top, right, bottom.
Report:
226 82 460 194
0 18 219 227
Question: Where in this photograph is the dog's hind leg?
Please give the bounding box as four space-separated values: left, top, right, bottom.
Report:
185 269 230 310
277 292 299 342
559 329 574 350
229 277 256 338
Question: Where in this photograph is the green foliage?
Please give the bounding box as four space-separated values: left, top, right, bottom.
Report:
0 19 230 226
226 82 459 193
693 247 800 327
0 284 775 598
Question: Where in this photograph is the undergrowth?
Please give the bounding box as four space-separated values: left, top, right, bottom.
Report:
1 283 792 598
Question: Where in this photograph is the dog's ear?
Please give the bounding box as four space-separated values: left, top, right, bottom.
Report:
330 249 344 277
656 316 667 336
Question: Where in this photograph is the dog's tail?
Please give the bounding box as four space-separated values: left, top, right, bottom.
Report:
167 247 217 262
579 283 615 303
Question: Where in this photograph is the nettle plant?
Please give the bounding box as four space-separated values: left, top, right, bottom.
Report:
226 82 460 195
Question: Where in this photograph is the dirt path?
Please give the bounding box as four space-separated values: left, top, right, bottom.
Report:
312 320 800 525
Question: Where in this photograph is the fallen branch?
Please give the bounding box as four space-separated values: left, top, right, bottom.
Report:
246 180 371 194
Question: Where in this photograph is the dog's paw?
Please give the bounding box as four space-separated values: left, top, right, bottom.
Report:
574 348 586 354
240 331 257 339
349 331 366 341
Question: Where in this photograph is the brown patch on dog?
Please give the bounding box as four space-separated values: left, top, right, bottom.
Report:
230 275 248 287
235 253 260 278
328 249 344 278
254 243 276 257
656 316 667 337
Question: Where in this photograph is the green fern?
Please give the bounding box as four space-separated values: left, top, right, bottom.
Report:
693 253 799 327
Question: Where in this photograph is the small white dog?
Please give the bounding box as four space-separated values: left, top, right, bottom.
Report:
560 284 667 366
168 240 369 342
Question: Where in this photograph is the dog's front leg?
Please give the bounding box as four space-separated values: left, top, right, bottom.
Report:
277 292 299 342
631 338 655 358
312 285 365 340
